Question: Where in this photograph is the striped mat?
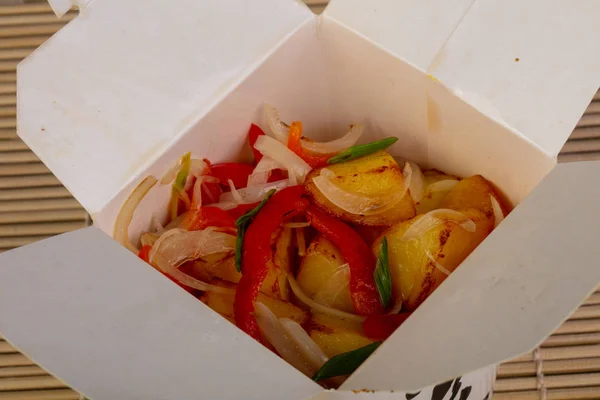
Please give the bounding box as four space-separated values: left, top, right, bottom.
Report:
1 2 599 399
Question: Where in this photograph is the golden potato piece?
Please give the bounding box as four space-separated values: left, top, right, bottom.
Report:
416 170 460 214
296 235 353 313
304 151 415 226
261 227 293 300
441 175 510 220
200 290 309 325
373 208 493 311
308 313 373 358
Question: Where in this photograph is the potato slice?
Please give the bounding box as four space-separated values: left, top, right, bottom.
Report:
296 235 353 313
416 170 460 214
304 151 415 226
308 313 373 358
261 227 294 300
373 208 493 310
200 290 309 325
441 175 510 220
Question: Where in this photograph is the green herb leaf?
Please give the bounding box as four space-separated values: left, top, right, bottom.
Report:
173 152 192 191
235 189 276 227
374 236 392 308
327 137 398 164
312 341 382 381
234 189 277 272
235 223 246 273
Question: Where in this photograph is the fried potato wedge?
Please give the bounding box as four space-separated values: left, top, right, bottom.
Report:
308 313 373 358
296 235 353 313
441 175 510 221
261 227 294 300
200 289 309 325
416 170 460 214
304 151 415 226
373 208 493 310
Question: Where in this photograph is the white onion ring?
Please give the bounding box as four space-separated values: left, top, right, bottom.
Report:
227 179 243 204
296 227 306 257
288 275 365 322
150 228 236 270
312 168 409 216
406 161 425 202
423 244 451 276
490 195 505 227
254 135 311 185
403 209 476 242
389 297 403 315
313 263 351 311
264 103 290 143
114 176 158 253
218 179 290 205
301 124 364 154
255 302 315 377
428 179 459 193
248 156 285 186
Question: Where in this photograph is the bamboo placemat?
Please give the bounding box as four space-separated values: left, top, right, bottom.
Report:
0 1 599 399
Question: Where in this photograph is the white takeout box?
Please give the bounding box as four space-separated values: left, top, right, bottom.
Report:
2 0 600 398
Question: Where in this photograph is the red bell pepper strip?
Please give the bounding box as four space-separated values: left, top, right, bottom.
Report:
248 124 265 164
234 186 309 340
210 162 254 189
363 313 412 340
306 205 383 316
287 121 335 169
138 244 152 263
226 202 259 220
137 245 194 293
179 206 236 231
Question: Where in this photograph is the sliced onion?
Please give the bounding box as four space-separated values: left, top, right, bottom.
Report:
313 263 352 311
389 297 403 315
403 209 476 242
210 200 239 211
296 227 306 257
254 135 311 184
406 161 425 202
264 103 290 143
490 194 505 227
150 213 164 234
288 275 365 322
301 124 364 154
248 156 285 186
282 222 311 228
192 178 203 207
160 162 181 185
150 228 236 270
255 302 315 377
140 232 160 247
312 168 409 215
114 176 158 253
423 244 451 276
227 179 243 204
280 318 328 370
165 268 235 294
218 179 290 205
428 179 459 193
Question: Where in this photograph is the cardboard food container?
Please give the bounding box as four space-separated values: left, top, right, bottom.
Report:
2 0 600 398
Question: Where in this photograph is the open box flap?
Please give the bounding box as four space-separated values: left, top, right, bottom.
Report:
323 0 475 71
326 0 600 157
0 228 322 400
429 0 600 157
17 0 312 215
342 160 600 392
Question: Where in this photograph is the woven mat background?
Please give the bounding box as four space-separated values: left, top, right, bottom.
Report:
0 2 599 399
